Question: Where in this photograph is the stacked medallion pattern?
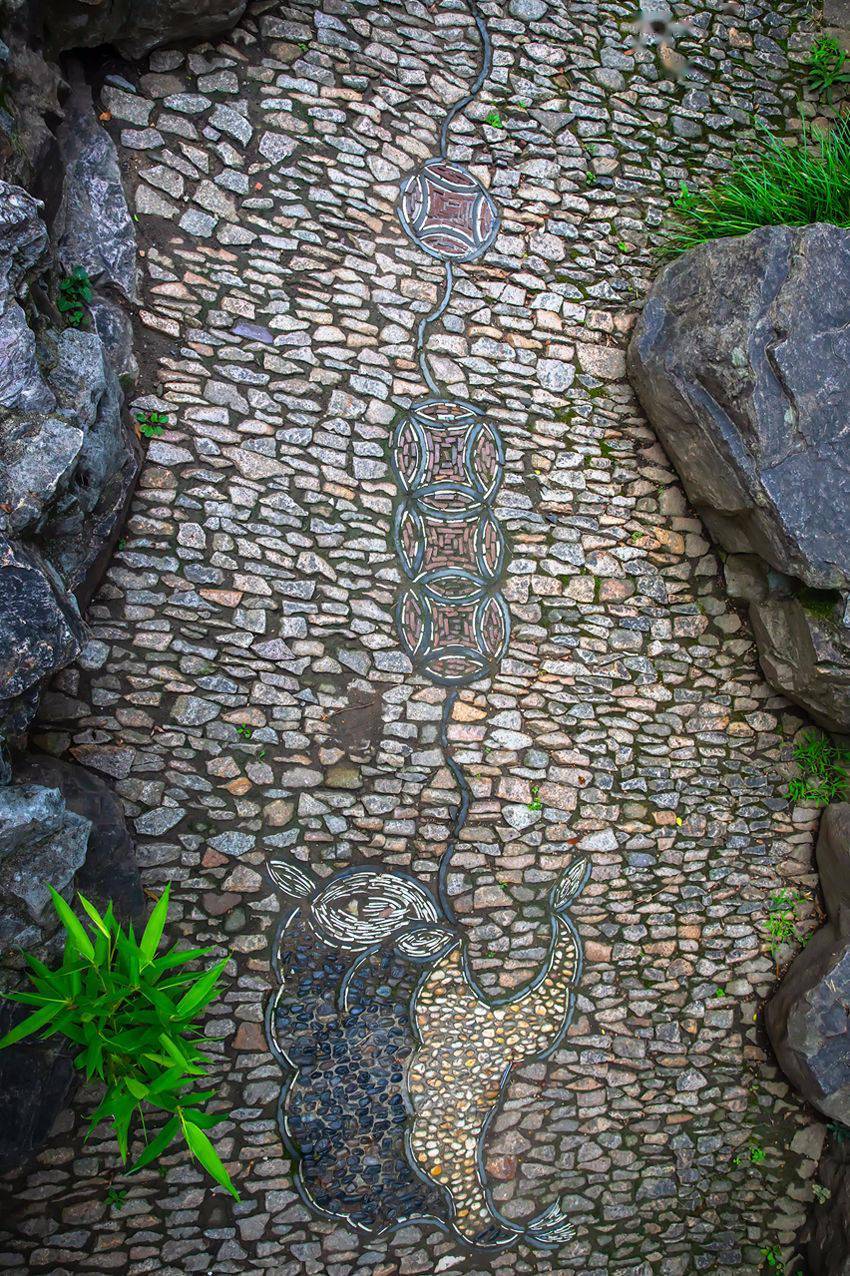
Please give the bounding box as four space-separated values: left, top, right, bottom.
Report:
266 0 586 1253
392 399 509 686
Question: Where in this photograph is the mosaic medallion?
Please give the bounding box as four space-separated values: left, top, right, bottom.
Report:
267 0 588 1253
391 397 509 687
398 159 499 263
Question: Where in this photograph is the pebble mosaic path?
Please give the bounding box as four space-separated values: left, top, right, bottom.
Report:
0 1 830 1272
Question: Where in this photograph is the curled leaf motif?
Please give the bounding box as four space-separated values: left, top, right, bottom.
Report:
269 861 315 899
552 857 591 912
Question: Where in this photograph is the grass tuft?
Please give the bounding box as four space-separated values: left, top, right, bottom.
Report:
664 117 850 255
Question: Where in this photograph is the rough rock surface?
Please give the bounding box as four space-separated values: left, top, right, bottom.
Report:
628 224 850 589
628 224 850 729
42 0 248 60
767 804 850 1125
14 752 144 925
54 76 139 305
0 539 86 749
807 1136 850 1276
38 326 140 605
0 90 140 748
725 553 850 734
0 780 89 956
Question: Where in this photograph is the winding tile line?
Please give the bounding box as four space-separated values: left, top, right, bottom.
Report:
266 0 588 1252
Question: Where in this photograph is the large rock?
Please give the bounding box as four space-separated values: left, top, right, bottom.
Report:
0 105 140 749
766 804 850 1125
724 555 850 734
15 753 144 925
43 0 249 59
0 181 54 413
0 756 143 1172
54 76 138 305
0 538 86 745
628 224 850 728
38 326 141 606
0 782 89 954
806 1137 850 1276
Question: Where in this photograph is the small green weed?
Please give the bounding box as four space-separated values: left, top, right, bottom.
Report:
236 723 253 739
0 884 237 1200
136 411 169 439
749 1144 766 1164
786 730 850 806
812 1182 832 1204
764 888 806 955
808 34 850 102
57 266 92 328
485 108 503 129
528 785 542 812
106 1186 128 1211
760 1247 783 1270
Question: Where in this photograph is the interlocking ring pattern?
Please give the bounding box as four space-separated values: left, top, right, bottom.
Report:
398 160 499 263
391 398 510 687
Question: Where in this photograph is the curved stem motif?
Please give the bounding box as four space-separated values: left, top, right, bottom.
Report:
266 0 589 1253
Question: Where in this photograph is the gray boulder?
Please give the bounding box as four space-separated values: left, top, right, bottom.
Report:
43 0 249 59
0 410 83 534
0 181 54 413
628 224 850 728
806 1137 850 1276
39 326 141 605
54 77 138 305
0 782 89 954
766 804 850 1125
0 538 86 744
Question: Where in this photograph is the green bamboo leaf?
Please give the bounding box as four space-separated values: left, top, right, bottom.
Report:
181 1116 239 1200
0 1002 60 1050
48 887 95 960
151 946 212 974
78 894 109 937
140 885 170 965
128 1115 180 1176
182 1110 226 1130
174 959 228 1020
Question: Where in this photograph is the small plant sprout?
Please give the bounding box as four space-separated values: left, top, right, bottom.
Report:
812 1182 832 1204
236 723 253 739
787 730 850 806
764 888 807 956
485 108 503 129
106 1186 128 1211
749 1143 766 1165
528 785 542 811
57 266 93 328
0 884 237 1200
760 1246 783 1270
136 410 169 439
808 34 850 102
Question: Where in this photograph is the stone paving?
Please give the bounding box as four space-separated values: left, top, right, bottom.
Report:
0 0 831 1272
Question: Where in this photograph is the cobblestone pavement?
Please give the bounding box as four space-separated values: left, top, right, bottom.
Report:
0 1 829 1272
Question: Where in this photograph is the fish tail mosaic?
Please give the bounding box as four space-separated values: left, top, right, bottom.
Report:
266 0 588 1252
